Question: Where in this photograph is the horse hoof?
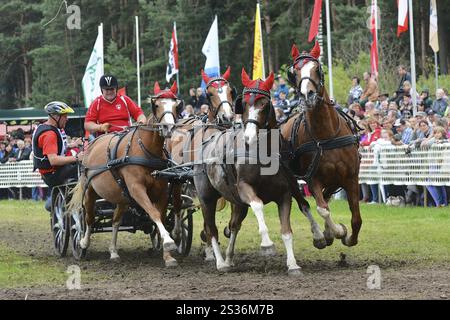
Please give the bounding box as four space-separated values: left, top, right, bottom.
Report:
313 238 327 250
260 245 276 256
217 265 231 273
163 241 177 252
165 259 178 268
335 223 348 240
80 239 89 249
110 253 120 261
200 230 207 243
341 236 356 247
223 226 231 238
288 268 303 277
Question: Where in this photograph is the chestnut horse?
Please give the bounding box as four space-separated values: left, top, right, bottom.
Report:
281 41 362 248
68 82 183 267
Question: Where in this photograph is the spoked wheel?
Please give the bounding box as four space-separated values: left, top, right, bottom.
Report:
50 188 70 257
70 207 87 260
171 195 194 256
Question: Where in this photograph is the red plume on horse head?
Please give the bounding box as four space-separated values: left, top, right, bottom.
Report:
201 69 210 85
170 81 177 95
153 81 162 95
310 40 321 59
222 66 231 80
291 44 300 61
241 68 274 92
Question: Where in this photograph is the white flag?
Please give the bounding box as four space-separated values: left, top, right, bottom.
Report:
82 25 104 108
429 0 439 53
202 15 220 80
166 22 179 83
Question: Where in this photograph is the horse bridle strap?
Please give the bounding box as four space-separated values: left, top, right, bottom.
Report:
242 87 272 129
206 78 233 121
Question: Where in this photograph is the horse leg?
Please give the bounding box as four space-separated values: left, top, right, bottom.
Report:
128 183 177 267
311 180 347 243
109 203 128 260
201 221 215 262
291 180 326 249
342 181 362 247
238 181 276 256
224 203 248 267
277 193 302 276
170 182 183 244
200 198 230 272
80 185 97 249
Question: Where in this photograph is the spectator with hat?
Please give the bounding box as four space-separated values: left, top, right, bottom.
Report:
393 119 413 145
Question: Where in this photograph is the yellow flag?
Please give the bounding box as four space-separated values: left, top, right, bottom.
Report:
252 3 265 80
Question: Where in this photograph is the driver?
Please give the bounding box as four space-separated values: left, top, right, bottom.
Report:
85 75 147 136
32 101 84 188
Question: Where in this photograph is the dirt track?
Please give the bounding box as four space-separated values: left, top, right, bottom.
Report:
1 219 449 300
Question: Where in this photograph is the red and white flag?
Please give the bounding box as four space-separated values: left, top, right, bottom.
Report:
370 0 378 75
308 0 323 42
397 0 408 37
166 22 179 83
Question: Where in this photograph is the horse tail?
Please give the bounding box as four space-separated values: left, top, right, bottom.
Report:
67 175 86 213
216 197 228 212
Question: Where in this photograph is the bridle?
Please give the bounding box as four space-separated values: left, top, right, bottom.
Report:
289 54 325 108
205 77 234 123
241 87 273 130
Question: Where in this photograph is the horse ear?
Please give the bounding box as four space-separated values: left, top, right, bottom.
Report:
170 81 178 95
154 82 161 95
222 66 231 80
201 69 210 85
291 44 300 61
310 40 320 59
262 72 275 92
241 68 252 87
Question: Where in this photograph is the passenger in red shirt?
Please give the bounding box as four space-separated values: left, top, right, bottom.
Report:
85 75 147 135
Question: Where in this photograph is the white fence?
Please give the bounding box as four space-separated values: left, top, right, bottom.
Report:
1 145 450 189
0 160 46 188
359 143 450 186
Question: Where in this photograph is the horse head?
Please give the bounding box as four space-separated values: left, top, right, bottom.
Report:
236 68 276 146
201 66 236 124
150 81 183 138
288 41 324 109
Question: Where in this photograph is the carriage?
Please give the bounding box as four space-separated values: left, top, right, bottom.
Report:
50 168 197 260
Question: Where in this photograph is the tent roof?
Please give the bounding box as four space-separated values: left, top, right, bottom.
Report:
0 107 86 121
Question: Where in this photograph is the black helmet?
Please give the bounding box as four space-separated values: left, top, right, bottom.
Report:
99 75 118 89
44 101 74 115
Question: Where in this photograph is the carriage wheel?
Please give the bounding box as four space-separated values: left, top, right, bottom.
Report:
50 188 70 257
70 207 87 260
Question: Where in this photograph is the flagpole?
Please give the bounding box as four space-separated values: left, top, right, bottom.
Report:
174 21 180 94
434 52 439 90
408 0 417 115
135 16 141 107
215 15 220 77
325 0 333 99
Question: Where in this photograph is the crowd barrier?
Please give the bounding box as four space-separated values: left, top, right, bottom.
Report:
1 144 449 191
359 143 450 186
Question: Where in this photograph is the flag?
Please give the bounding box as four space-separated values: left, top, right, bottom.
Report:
166 22 179 83
308 0 323 42
201 15 220 86
429 0 439 52
370 0 379 75
397 0 408 37
252 3 265 80
82 25 104 108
